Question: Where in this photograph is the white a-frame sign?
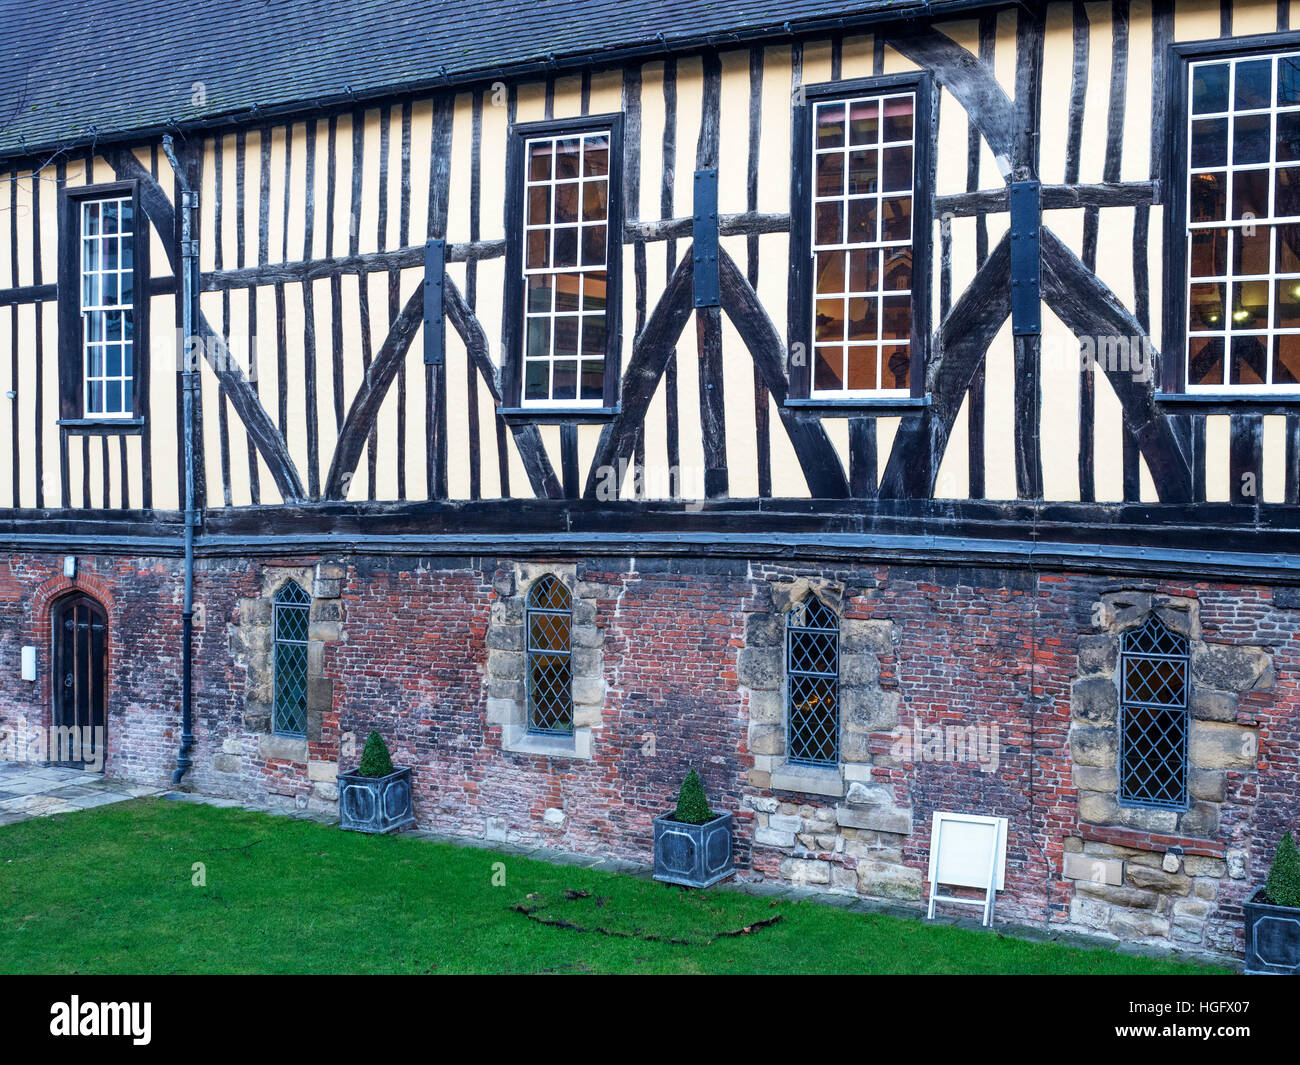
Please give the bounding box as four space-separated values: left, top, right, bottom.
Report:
925 811 1009 927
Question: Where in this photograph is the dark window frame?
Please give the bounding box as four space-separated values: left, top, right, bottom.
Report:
1117 615 1191 812
787 72 935 413
501 112 625 416
525 575 574 737
271 580 311 739
784 595 841 768
1161 30 1300 408
56 179 150 432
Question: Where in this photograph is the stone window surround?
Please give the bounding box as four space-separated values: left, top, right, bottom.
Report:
739 577 901 800
1070 591 1269 840
485 563 605 759
229 562 345 769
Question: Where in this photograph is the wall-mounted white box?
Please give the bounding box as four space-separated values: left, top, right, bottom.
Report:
21 646 36 681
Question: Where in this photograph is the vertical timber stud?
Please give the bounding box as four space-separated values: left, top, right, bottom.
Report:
424 239 446 366
694 167 727 497
1009 180 1043 499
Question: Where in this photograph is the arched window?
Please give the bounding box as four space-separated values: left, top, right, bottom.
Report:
1119 615 1190 810
786 596 840 766
526 576 573 736
272 581 311 738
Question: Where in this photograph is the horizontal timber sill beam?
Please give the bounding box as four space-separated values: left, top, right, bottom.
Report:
6 501 1300 580
203 213 790 290
936 181 1159 219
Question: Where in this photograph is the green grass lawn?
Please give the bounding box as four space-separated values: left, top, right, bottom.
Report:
0 799 1231 974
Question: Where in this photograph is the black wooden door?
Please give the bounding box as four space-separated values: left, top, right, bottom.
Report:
52 595 107 769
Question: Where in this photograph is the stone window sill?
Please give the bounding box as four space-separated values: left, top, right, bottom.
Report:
502 723 592 760
770 762 844 798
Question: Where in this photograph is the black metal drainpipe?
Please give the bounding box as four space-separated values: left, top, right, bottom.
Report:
162 135 199 785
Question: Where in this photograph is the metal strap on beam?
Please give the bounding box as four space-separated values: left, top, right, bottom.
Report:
424 238 445 365
693 168 719 308
1009 180 1041 336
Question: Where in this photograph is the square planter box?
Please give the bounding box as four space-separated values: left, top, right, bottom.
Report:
1243 888 1300 975
338 766 415 834
653 811 734 888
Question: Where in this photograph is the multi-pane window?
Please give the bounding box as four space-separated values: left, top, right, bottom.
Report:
526 576 573 735
1118 616 1190 810
811 92 915 395
521 131 610 405
1185 51 1300 389
272 581 311 738
80 197 136 416
786 596 840 766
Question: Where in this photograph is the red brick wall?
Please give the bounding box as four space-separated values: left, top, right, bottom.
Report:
1 550 1296 954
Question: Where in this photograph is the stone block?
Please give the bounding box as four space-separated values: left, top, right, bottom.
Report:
747 688 783 724
1189 720 1258 769
1077 635 1118 676
836 804 912 834
257 734 308 764
840 652 881 688
1183 855 1227 878
744 612 783 648
571 675 605 706
1072 765 1118 792
1070 896 1112 930
312 578 342 599
845 780 893 807
308 760 337 783
1074 881 1160 908
1115 804 1178 833
1192 643 1273 692
212 754 242 775
487 649 523 679
486 625 524 650
770 763 843 798
306 675 334 712
840 619 898 654
855 859 923 900
748 723 785 756
485 817 508 842
755 827 797 848
1188 769 1226 803
311 781 338 802
543 807 565 827
780 858 831 885
1077 790 1119 824
1070 725 1116 768
1063 852 1125 886
1190 688 1237 722
315 561 347 581
1072 676 1118 725
1126 865 1192 896
769 814 803 833
842 687 900 733
738 646 782 690
308 621 341 642
1177 801 1220 839
1108 909 1170 940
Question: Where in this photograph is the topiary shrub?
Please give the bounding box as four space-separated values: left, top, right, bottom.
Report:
1265 830 1300 908
673 769 715 825
357 730 395 778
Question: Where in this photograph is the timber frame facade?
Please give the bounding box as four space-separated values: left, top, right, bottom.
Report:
2 0 1300 960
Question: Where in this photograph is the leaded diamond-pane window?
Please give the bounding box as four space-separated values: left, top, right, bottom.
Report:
1119 615 1190 810
527 576 572 735
272 580 311 738
786 596 840 767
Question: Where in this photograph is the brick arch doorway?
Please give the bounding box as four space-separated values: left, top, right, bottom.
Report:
51 593 108 770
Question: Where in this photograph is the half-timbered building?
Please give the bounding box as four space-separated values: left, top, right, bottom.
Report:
2 0 1299 958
